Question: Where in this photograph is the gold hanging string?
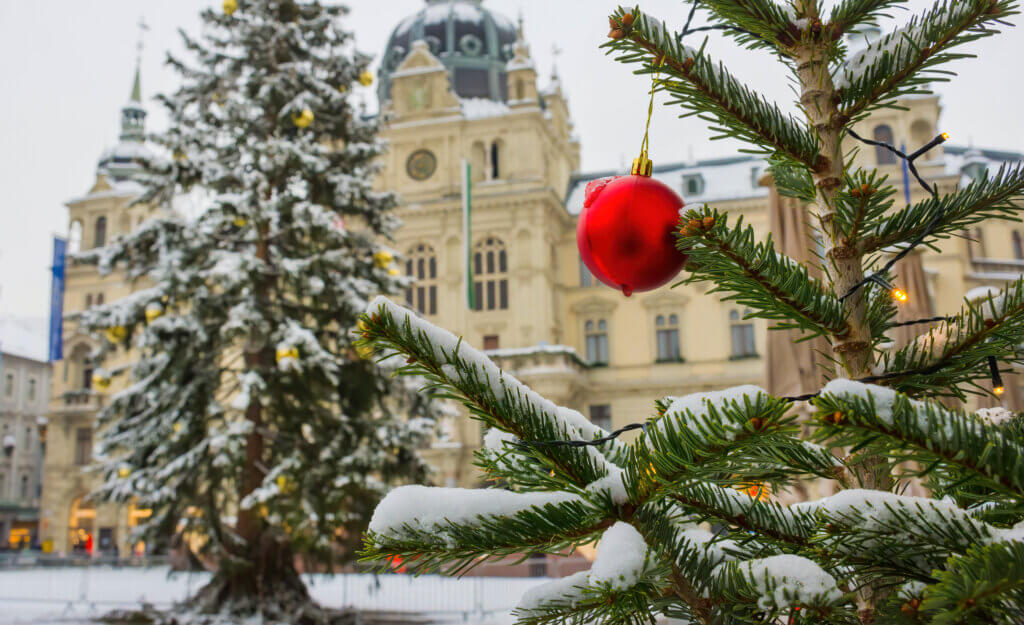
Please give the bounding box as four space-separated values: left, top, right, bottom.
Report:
633 55 665 177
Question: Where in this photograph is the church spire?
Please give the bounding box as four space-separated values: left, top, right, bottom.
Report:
119 18 148 142
130 62 142 103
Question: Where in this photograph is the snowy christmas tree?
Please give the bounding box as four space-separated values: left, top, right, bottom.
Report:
75 0 439 621
361 1 1024 624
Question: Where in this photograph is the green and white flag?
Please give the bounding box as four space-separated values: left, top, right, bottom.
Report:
461 159 474 310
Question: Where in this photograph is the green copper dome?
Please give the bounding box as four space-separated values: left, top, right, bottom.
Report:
378 0 518 103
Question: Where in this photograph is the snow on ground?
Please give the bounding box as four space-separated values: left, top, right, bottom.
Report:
0 567 540 625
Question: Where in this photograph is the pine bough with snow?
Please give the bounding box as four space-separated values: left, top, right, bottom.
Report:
75 1 440 622
362 2 1024 624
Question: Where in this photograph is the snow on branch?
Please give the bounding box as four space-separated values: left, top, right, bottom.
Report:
362 297 624 487
515 522 658 621
815 380 1024 498
836 0 1016 118
716 554 844 611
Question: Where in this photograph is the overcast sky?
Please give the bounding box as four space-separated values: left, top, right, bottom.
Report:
1 0 1022 321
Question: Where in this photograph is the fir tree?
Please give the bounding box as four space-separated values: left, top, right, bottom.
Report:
361 1 1024 624
75 0 439 621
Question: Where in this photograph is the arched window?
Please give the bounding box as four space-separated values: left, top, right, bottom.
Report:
873 125 897 165
729 310 757 359
1014 231 1023 260
404 244 438 315
490 141 501 180
585 319 609 365
95 293 104 306
655 314 681 362
472 238 508 311
68 220 83 254
93 216 107 248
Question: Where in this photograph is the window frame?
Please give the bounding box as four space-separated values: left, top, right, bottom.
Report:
472 238 509 312
654 313 683 363
729 309 758 360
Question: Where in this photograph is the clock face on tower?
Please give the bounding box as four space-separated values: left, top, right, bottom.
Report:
406 149 437 181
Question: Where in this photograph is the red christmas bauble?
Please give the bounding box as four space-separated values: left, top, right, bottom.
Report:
577 174 688 296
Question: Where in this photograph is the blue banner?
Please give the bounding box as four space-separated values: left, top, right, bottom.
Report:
48 237 67 362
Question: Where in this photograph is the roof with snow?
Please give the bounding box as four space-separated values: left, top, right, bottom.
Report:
378 0 519 104
564 145 1024 217
565 155 770 216
0 316 49 363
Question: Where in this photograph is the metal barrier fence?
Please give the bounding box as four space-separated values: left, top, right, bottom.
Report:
0 563 543 623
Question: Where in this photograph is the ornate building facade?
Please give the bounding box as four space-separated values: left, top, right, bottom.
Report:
40 0 1024 563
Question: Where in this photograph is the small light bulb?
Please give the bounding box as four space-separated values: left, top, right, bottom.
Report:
892 287 909 303
994 385 1006 396
941 132 950 141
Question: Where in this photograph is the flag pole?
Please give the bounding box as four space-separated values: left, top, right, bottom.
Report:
462 160 474 310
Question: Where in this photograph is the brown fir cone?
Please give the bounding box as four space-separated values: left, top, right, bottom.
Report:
702 216 716 229
608 29 625 40
620 13 634 27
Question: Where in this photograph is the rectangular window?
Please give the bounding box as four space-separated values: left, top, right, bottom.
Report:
27 378 36 401
3 373 13 397
656 329 681 362
731 324 757 358
417 286 426 314
75 428 93 465
429 286 437 315
586 334 609 365
83 367 93 390
486 280 496 310
405 287 413 308
483 335 499 350
474 282 483 311
499 280 508 310
589 404 612 431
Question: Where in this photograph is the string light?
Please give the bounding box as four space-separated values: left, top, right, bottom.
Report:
988 356 1005 396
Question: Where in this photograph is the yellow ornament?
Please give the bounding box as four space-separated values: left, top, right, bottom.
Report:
373 250 394 268
276 475 295 493
359 70 374 87
388 267 400 276
292 108 315 128
145 303 163 323
276 346 300 362
356 343 374 360
233 216 248 227
173 422 183 433
105 326 127 343
223 0 237 15
92 372 112 390
118 466 131 478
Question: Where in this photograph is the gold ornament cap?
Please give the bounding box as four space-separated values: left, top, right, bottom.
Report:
631 154 653 177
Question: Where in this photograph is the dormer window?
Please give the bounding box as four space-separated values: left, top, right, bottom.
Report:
682 174 705 197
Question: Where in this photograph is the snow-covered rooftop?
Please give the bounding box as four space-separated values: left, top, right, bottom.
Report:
0 316 49 363
565 155 769 216
461 97 511 120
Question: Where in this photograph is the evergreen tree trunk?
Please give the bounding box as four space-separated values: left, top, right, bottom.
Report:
793 3 892 619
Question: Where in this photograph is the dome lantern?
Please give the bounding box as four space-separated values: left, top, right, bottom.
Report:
379 0 518 104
